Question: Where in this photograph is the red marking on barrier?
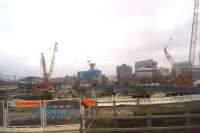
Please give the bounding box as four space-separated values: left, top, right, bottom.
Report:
81 99 96 107
16 101 41 107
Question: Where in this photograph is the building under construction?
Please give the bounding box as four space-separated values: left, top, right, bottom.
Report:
77 63 102 86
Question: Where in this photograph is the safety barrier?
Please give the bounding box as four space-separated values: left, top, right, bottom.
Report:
1 97 200 132
96 94 200 107
0 99 82 132
44 98 81 126
3 99 81 127
7 100 41 127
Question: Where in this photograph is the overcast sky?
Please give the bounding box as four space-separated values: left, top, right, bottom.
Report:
0 0 199 77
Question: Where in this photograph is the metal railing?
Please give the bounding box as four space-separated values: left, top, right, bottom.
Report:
81 100 200 133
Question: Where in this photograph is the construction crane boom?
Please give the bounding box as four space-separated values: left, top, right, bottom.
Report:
38 42 58 98
189 0 199 79
164 46 176 66
41 53 47 78
49 42 58 79
164 46 181 75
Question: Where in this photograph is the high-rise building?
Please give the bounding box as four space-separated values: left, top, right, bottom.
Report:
135 59 157 71
116 64 132 84
77 63 102 85
135 59 158 80
136 67 157 79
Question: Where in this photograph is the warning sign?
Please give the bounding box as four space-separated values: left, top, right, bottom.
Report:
16 101 41 107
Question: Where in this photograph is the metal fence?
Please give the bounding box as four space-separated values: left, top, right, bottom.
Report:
7 100 41 127
2 98 200 132
0 98 81 128
0 101 3 127
44 99 81 126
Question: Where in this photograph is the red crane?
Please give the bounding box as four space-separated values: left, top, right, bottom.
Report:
39 42 58 95
164 47 175 66
164 0 199 88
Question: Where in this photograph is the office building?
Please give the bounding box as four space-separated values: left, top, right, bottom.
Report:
77 63 102 85
117 64 132 84
135 59 157 72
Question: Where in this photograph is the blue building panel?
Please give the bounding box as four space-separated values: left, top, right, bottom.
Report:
77 70 101 80
194 67 200 80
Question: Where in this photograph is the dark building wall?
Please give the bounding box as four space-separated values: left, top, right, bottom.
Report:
117 64 132 83
135 59 157 71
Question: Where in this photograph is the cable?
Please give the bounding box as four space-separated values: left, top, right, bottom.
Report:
162 0 192 68
165 0 192 47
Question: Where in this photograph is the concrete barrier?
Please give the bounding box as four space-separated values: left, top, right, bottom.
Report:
0 124 80 133
0 101 3 127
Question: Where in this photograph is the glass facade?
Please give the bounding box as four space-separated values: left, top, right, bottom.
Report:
77 70 101 80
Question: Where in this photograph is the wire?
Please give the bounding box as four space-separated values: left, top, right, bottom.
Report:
165 0 192 47
162 0 192 68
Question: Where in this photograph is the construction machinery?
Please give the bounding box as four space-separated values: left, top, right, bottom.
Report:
164 0 199 88
37 42 58 99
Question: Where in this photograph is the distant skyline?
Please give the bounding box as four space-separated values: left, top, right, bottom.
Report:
0 0 199 77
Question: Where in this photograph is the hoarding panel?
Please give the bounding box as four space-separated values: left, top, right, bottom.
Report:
8 100 41 127
44 99 80 126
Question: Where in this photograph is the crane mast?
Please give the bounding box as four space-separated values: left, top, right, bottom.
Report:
41 53 47 79
49 42 58 80
189 0 199 81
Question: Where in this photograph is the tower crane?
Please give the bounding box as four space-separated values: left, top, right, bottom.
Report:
41 53 47 80
49 42 58 80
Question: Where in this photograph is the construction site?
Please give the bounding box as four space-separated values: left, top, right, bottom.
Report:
2 0 200 133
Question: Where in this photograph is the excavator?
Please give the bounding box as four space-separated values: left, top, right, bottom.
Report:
164 0 199 88
36 42 58 99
